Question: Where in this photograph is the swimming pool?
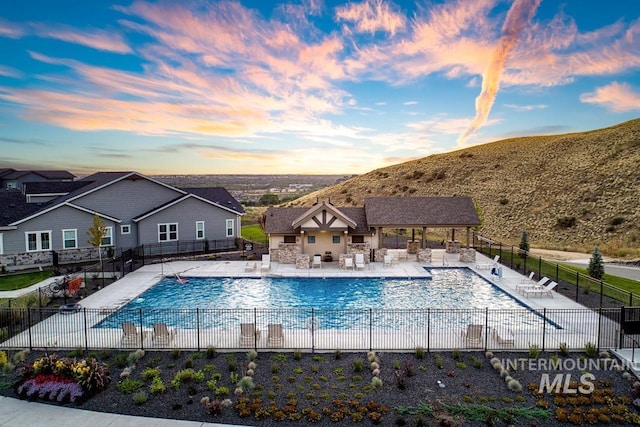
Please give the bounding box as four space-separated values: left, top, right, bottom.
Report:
96 268 556 330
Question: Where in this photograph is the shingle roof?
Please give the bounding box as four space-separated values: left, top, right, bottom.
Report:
0 190 44 226
364 196 480 226
24 181 90 195
0 169 15 178
180 187 244 214
264 206 370 234
1 170 75 180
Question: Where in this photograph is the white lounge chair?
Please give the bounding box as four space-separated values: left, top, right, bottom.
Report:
240 323 261 346
312 255 322 269
152 322 176 346
244 262 257 272
268 323 284 347
476 255 500 270
491 327 514 346
344 257 354 270
461 324 484 348
355 253 365 270
383 254 393 268
520 271 535 284
522 281 557 298
260 254 271 272
516 277 550 294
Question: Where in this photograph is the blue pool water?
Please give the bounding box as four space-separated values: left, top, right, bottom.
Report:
96 268 553 330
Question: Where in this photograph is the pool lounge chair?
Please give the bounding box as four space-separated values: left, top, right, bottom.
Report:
355 253 365 270
268 323 284 347
121 322 148 345
383 254 393 268
516 277 550 294
240 323 261 346
461 324 484 348
522 281 557 298
520 271 535 284
260 255 271 272
476 255 499 270
152 322 176 346
344 257 354 270
312 255 322 269
491 326 514 346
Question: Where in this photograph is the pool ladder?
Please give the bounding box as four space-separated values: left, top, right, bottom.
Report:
442 255 449 266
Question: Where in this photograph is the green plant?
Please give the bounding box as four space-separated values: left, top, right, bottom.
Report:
272 353 287 363
312 355 324 362
149 376 166 394
452 348 461 360
353 359 364 372
246 350 258 361
293 351 302 360
141 367 161 381
214 386 230 397
334 350 342 360
170 349 182 359
205 346 217 359
434 354 443 369
132 391 148 404
519 230 530 257
415 346 425 360
455 362 467 369
67 347 84 358
117 377 143 394
585 342 598 357
113 353 128 368
528 344 541 359
225 354 237 371
588 247 605 280
559 343 570 356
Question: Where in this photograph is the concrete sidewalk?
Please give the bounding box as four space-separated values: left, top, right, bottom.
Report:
0 396 246 427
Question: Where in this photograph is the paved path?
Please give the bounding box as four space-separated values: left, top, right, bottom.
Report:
0 396 245 427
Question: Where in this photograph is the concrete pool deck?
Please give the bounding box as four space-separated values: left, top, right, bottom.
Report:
0 249 619 352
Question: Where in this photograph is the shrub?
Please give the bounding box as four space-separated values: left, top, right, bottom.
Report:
529 345 541 359
0 350 7 367
415 346 425 360
585 342 598 357
117 378 143 394
353 359 364 372
499 198 508 205
205 346 217 359
132 391 148 404
588 247 605 280
142 367 161 381
556 216 576 228
246 350 258 361
150 376 166 394
508 379 523 392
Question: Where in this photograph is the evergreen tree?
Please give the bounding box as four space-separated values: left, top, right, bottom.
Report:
588 247 605 280
519 230 530 258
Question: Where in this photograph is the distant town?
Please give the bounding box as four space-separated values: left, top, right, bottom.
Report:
152 174 352 204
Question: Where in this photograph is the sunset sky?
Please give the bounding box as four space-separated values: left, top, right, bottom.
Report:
1 0 639 175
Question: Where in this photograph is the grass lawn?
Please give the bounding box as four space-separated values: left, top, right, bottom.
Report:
242 224 267 243
0 270 52 291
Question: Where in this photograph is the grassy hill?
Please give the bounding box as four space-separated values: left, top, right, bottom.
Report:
289 118 640 258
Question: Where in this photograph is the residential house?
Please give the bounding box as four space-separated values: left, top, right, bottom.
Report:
0 169 75 190
0 171 244 270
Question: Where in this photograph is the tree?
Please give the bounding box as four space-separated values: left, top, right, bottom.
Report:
519 230 530 258
588 247 605 280
87 214 107 268
258 193 279 206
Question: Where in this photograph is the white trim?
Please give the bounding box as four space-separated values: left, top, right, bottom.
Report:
0 233 3 255
25 230 52 252
62 228 78 249
100 227 113 247
10 202 121 226
121 224 131 234
158 223 178 242
226 219 234 238
133 194 242 222
196 221 205 240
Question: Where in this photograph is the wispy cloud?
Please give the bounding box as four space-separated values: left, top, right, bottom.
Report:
335 0 406 35
580 82 640 112
0 65 22 78
403 101 418 105
458 0 541 143
503 103 547 111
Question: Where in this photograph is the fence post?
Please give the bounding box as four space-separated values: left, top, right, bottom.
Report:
253 308 258 351
369 308 373 352
620 306 625 349
197 309 201 351
28 308 33 350
597 307 602 351
139 309 144 350
427 308 430 352
630 292 633 307
311 308 315 354
542 308 547 351
600 280 604 307
484 308 489 351
575 271 579 302
84 308 89 351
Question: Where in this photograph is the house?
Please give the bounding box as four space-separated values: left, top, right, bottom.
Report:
0 169 75 190
264 197 480 264
0 171 244 270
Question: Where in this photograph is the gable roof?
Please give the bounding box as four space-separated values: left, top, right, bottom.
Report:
265 206 370 234
364 196 480 227
133 191 243 222
291 200 357 230
0 189 43 227
180 187 244 214
24 181 90 195
1 170 75 180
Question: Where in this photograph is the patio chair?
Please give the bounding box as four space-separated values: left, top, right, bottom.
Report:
152 322 176 346
475 255 499 270
268 323 284 347
355 253 365 270
383 254 393 268
460 324 484 348
522 281 557 298
312 255 322 269
491 326 514 346
344 257 354 270
240 323 261 346
260 254 271 272
121 322 148 345
245 262 257 272
520 271 535 284
516 277 550 294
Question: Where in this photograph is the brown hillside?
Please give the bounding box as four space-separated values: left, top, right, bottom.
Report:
289 118 640 256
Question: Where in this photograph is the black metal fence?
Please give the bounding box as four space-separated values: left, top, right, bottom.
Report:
0 306 626 353
472 233 640 309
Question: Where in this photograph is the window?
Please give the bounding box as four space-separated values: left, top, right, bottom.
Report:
283 235 296 243
25 231 51 252
62 229 77 249
352 235 364 243
101 227 113 246
6 181 16 189
158 223 178 242
196 221 205 239
225 219 234 237
307 235 315 244
121 225 131 234
332 235 340 244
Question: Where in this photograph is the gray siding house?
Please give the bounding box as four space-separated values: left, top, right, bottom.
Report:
0 172 243 269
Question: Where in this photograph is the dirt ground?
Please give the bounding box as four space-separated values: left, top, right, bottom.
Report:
528 248 602 262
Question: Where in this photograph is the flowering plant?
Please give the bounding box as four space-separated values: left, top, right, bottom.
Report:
18 353 110 403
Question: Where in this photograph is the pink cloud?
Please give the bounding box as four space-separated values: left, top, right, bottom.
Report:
31 23 132 53
580 82 640 112
335 0 406 35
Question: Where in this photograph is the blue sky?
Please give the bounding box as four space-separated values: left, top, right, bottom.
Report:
1 0 639 175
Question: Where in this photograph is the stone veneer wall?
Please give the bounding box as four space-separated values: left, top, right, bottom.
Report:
459 248 476 262
0 247 107 270
346 243 371 262
406 240 420 254
271 243 301 264
445 240 461 253
417 248 432 263
295 254 310 269
373 248 387 263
